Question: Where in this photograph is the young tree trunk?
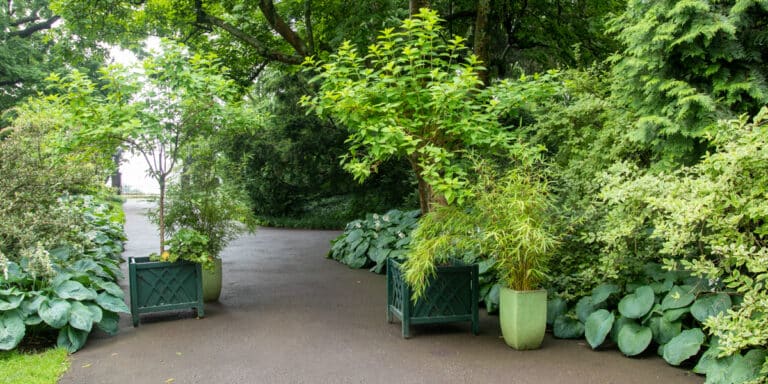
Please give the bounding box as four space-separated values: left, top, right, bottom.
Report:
410 0 430 16
158 177 166 255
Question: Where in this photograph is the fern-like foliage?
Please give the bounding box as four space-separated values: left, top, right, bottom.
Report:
608 0 768 166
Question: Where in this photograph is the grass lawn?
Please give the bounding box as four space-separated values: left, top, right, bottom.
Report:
0 348 70 384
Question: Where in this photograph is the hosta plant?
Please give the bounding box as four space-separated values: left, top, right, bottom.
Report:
328 209 420 273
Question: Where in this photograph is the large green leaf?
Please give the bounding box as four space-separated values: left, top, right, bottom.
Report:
663 328 705 366
39 298 72 328
95 292 130 314
69 301 94 332
57 325 89 353
0 291 24 311
55 280 98 301
0 310 25 350
97 311 120 335
655 317 682 345
661 286 695 310
692 339 722 375
691 293 732 323
576 296 607 323
611 315 633 343
94 279 124 299
585 309 614 349
617 322 653 356
724 349 768 384
591 284 620 304
547 297 567 326
662 307 690 322
618 285 655 319
553 315 584 339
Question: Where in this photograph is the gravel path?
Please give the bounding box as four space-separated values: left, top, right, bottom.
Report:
59 198 703 384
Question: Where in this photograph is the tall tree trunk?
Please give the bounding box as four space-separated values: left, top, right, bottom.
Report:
410 0 430 16
474 0 491 85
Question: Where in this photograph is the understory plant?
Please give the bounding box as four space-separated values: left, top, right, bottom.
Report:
328 209 420 273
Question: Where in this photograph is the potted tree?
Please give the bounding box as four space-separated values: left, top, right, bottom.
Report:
161 139 256 302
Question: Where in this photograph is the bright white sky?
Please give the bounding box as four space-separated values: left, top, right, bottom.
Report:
109 39 161 194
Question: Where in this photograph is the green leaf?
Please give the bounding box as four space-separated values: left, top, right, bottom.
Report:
55 280 98 301
617 322 653 356
690 293 731 322
68 301 94 332
24 315 43 326
0 310 25 350
97 311 120 335
611 316 633 343
576 295 607 323
591 284 620 304
618 286 655 319
692 340 722 375
662 328 705 366
94 279 124 299
585 309 615 349
654 317 682 345
662 307 690 322
95 292 130 314
57 325 89 353
553 315 584 339
547 297 567 326
39 298 72 328
661 286 695 310
724 349 768 383
0 292 24 311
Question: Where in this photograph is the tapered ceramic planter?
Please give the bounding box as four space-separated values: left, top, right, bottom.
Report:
129 257 204 327
202 257 222 302
500 287 547 350
386 258 479 338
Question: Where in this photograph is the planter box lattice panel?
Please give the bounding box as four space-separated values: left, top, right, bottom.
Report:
386 258 479 338
129 257 204 326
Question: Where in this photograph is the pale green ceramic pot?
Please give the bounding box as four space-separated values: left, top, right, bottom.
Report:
202 257 222 302
499 287 547 350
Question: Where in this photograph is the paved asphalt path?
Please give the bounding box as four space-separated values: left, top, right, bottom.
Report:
60 198 704 384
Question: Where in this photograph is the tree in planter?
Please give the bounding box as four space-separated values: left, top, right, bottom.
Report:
49 41 242 255
300 8 520 213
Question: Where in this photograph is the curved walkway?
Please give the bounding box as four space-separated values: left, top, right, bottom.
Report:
60 199 703 383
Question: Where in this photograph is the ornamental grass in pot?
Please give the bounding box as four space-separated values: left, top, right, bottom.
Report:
403 166 558 348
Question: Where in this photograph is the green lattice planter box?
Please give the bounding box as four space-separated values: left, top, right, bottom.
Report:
129 257 204 327
386 258 479 338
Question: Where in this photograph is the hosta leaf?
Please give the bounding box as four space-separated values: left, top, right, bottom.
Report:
576 296 606 323
0 310 25 350
553 315 584 339
617 322 652 356
591 284 620 304
585 309 614 349
692 339 722 375
663 328 705 366
95 292 130 314
724 349 768 383
611 316 633 343
618 286 655 319
69 301 94 332
39 298 72 328
0 292 24 311
24 314 43 326
57 325 89 353
20 294 45 316
662 307 689 322
654 317 682 345
661 286 695 310
547 297 567 326
94 279 124 299
55 280 98 301
97 311 120 335
690 293 731 322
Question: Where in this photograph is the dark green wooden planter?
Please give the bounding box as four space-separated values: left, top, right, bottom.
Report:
386 258 479 338
129 257 204 327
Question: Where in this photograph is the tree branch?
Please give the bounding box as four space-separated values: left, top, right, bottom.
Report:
9 15 61 37
195 3 303 65
10 13 39 27
257 0 308 57
304 0 315 55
